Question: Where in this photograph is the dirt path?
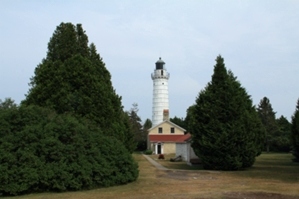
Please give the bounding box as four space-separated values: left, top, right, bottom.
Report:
142 154 168 170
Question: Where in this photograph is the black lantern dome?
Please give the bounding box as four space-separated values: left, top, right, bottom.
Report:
155 57 165 70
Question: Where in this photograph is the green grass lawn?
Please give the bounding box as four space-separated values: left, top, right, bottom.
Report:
231 153 299 183
148 153 204 170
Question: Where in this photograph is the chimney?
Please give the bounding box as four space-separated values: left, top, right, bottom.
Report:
163 109 169 121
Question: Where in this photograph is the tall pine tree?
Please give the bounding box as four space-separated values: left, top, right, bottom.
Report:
190 55 264 170
22 22 134 151
126 103 143 151
291 99 299 162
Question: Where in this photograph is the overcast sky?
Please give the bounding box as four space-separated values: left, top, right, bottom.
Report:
1 1 299 123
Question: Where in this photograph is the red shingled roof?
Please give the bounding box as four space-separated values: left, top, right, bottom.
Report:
149 133 191 143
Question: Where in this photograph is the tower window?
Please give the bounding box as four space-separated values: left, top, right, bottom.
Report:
171 127 175 133
161 70 163 76
158 127 163 134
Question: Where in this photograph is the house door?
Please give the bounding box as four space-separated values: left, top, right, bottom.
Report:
157 144 162 154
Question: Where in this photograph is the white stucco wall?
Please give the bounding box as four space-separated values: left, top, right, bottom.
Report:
176 142 199 162
176 143 188 161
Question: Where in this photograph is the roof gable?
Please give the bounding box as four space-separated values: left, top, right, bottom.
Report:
148 120 186 132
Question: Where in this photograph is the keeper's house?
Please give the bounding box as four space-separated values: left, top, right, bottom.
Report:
147 118 188 154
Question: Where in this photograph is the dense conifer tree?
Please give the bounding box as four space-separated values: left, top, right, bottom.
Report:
0 106 138 196
190 55 264 170
185 104 196 132
3 22 140 195
170 116 186 129
257 97 280 152
143 118 152 130
274 115 292 152
0 98 17 109
291 99 299 161
23 22 134 150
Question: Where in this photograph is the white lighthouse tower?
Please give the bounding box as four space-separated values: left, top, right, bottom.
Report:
151 57 170 126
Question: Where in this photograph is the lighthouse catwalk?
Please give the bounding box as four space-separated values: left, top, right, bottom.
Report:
151 57 170 126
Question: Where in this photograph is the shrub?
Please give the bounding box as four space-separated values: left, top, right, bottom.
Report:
136 140 147 151
158 154 165 159
144 149 153 155
0 105 139 196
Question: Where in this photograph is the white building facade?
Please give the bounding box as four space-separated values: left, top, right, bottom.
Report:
151 57 170 126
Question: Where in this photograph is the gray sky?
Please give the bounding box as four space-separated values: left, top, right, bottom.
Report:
1 1 299 123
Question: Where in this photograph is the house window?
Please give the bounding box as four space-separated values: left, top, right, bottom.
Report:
171 127 175 133
158 127 163 133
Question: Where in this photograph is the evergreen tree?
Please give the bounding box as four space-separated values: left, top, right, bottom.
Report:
0 98 17 109
0 105 138 196
291 99 299 162
277 115 291 134
185 104 196 132
257 97 280 152
22 22 132 149
142 118 152 151
170 116 186 129
274 115 292 152
190 55 264 170
127 103 143 150
143 118 152 130
10 22 140 195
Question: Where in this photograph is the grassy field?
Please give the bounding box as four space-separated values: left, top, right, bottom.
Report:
150 153 299 182
4 153 299 199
